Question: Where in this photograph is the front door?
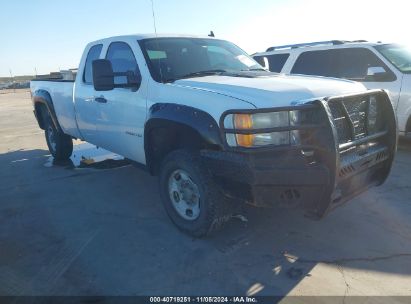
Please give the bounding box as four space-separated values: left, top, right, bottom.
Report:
93 41 147 164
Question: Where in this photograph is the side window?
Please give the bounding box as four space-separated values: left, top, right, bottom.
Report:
291 50 336 77
106 42 141 85
253 56 266 67
292 48 395 81
265 54 290 72
83 44 103 84
335 48 395 82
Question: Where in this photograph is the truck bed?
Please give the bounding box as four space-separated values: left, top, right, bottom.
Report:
30 80 81 139
33 70 77 82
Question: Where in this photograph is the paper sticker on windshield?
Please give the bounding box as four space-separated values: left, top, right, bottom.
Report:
237 55 255 67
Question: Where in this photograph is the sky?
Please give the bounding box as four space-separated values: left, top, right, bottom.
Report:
1 0 411 77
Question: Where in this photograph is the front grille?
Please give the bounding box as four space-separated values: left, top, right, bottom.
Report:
327 94 381 145
344 98 368 138
328 101 352 143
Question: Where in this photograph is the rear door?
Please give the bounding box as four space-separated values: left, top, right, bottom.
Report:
94 41 147 163
75 44 103 143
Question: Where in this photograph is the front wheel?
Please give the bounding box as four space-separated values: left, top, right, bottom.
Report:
159 149 233 237
44 114 73 161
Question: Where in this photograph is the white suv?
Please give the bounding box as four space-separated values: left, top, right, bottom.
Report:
253 40 411 136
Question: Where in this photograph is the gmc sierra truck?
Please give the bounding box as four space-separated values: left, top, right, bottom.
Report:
31 34 397 237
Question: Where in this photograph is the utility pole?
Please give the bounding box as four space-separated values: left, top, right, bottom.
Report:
9 69 15 93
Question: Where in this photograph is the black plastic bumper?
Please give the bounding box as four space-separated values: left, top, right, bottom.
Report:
201 144 389 218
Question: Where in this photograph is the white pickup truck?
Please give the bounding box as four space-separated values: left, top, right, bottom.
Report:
31 34 397 237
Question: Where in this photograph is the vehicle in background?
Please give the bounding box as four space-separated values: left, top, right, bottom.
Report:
35 69 78 81
31 35 396 237
253 40 411 136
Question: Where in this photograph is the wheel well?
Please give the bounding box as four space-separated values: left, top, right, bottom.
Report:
146 122 220 175
34 102 48 130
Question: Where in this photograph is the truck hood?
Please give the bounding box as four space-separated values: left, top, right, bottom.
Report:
173 74 366 108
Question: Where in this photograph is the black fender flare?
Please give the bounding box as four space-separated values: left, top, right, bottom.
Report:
32 89 62 132
144 103 225 174
406 114 411 133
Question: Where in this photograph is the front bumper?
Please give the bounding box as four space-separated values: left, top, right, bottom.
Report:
202 90 397 218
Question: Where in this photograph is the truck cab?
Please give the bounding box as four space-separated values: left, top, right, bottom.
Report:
31 35 397 237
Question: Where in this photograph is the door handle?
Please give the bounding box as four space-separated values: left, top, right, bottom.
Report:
94 97 107 103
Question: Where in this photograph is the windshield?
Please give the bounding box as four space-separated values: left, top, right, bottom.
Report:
139 38 264 82
375 44 411 73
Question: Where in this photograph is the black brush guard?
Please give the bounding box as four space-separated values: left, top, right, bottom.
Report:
211 89 397 218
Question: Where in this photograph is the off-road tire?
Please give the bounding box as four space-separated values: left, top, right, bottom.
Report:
44 114 73 161
159 149 233 237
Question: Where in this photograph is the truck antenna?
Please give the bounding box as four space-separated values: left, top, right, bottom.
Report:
150 0 158 38
150 0 164 82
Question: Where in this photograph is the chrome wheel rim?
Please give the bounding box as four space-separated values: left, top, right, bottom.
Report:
168 169 201 221
47 125 57 153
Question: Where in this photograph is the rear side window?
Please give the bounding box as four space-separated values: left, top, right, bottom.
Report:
106 42 141 85
83 44 103 84
291 48 395 81
254 54 289 72
291 50 334 77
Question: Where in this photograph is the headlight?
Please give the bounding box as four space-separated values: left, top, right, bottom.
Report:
247 112 289 129
253 131 290 146
223 111 308 148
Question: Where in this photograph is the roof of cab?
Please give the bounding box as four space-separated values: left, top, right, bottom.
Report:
89 33 216 45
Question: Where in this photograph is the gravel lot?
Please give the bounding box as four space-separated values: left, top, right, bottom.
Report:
1 90 411 300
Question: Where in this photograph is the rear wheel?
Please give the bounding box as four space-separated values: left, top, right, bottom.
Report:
159 149 233 237
44 114 73 161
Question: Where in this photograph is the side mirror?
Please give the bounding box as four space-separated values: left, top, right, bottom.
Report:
367 66 386 76
366 66 391 81
253 56 268 69
92 59 115 91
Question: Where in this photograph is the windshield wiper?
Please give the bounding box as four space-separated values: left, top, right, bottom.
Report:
171 69 227 82
163 69 266 83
